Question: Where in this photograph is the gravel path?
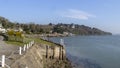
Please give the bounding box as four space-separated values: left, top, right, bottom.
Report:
0 36 20 67
0 36 19 57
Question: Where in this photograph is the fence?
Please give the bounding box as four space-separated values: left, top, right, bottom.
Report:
0 40 35 68
0 38 66 68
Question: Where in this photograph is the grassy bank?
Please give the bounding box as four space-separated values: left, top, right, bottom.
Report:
4 35 73 68
5 37 57 47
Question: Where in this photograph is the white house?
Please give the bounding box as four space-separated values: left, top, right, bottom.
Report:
0 23 6 33
72 25 75 29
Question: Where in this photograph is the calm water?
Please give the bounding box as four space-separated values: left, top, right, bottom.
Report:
50 35 120 68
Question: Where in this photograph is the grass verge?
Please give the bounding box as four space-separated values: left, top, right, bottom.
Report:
5 36 57 46
32 38 57 46
5 41 24 46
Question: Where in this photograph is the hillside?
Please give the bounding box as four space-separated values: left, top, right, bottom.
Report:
0 16 112 35
52 23 112 35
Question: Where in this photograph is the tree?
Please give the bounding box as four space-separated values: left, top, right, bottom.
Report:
48 23 53 26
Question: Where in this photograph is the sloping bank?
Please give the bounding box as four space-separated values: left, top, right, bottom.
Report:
10 39 73 68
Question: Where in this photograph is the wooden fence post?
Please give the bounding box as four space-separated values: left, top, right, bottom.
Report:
28 43 30 48
2 55 5 67
62 47 64 60
46 45 49 58
52 47 54 59
62 47 66 60
19 47 22 55
26 44 29 49
52 47 55 59
30 42 31 47
33 40 34 45
23 45 26 51
60 39 64 45
59 46 61 59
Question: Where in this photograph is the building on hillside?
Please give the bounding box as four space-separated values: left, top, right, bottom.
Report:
14 28 23 32
72 25 75 29
0 23 6 33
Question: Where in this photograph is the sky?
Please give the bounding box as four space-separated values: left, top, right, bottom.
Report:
0 0 120 34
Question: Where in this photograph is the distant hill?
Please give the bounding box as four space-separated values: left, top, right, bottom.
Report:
0 16 112 35
52 23 112 35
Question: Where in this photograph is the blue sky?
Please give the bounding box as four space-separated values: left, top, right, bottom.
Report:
0 0 120 34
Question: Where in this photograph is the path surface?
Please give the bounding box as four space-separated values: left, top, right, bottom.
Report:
0 36 19 57
0 36 19 68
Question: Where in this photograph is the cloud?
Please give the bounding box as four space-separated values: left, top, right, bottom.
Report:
58 9 96 20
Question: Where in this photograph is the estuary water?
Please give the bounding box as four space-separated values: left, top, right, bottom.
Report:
50 35 120 68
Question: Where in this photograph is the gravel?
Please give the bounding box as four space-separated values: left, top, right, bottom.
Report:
0 36 19 57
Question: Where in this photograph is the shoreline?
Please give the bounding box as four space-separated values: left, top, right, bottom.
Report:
49 36 103 68
9 40 73 68
0 35 73 68
0 35 105 68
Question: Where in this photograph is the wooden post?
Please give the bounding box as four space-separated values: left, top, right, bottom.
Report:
30 41 32 46
46 45 49 58
31 41 33 46
28 43 30 48
26 44 28 49
62 47 66 60
23 45 26 51
50 47 53 59
46 45 48 58
54 46 60 59
60 39 65 46
59 47 63 60
59 46 61 59
19 47 22 55
28 43 29 48
25 66 28 68
49 47 51 59
2 55 5 67
33 40 34 45
52 47 54 59
61 47 63 60
52 47 55 59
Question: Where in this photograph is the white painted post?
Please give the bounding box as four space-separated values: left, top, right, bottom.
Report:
60 39 64 45
2 55 5 67
60 39 66 47
23 45 26 51
30 41 32 46
28 43 30 48
31 41 32 46
33 40 35 44
19 47 22 55
29 43 31 47
32 41 33 45
28 43 29 48
25 66 28 68
26 44 28 49
29 42 31 47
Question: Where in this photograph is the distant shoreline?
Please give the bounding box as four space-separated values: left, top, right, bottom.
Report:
26 33 112 38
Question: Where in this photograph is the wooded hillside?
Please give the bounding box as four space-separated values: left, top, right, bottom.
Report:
0 16 112 35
